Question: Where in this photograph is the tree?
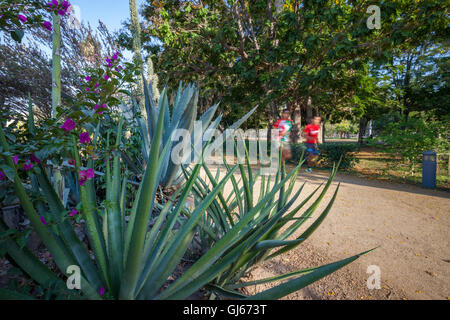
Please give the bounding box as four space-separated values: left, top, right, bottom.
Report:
132 0 446 133
1 16 119 120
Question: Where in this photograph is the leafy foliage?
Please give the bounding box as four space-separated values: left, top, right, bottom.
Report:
371 114 450 170
291 142 360 169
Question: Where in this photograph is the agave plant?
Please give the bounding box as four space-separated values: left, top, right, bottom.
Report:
120 78 257 187
0 100 372 300
180 141 375 299
0 103 234 299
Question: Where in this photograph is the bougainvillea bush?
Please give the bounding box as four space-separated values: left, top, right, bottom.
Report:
0 0 71 42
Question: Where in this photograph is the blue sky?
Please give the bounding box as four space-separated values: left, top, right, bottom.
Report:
70 0 147 33
69 0 148 60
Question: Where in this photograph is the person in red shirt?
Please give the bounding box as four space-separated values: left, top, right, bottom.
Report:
303 116 322 172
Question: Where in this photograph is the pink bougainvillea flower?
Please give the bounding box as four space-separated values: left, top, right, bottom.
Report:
79 132 90 144
68 209 78 217
18 15 27 23
48 0 58 7
86 87 91 92
99 287 105 296
94 103 107 114
103 74 110 81
0 171 5 181
62 0 71 10
78 177 87 186
85 168 95 179
68 159 76 166
13 155 19 165
30 154 41 164
23 160 34 171
40 216 48 225
43 21 52 31
60 118 76 132
105 58 112 64
78 168 95 186
112 52 119 61
94 83 99 88
85 76 91 81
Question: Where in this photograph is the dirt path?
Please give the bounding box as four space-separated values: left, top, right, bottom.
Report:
212 168 450 300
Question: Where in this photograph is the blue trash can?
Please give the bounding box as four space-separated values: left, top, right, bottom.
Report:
422 151 436 189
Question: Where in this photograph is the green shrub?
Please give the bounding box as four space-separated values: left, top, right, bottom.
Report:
371 115 450 172
291 142 360 169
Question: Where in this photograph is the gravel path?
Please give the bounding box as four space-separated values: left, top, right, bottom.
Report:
214 168 450 300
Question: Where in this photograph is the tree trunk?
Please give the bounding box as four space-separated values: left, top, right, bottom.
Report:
358 117 368 144
267 101 277 142
290 101 302 144
321 118 326 144
306 96 313 121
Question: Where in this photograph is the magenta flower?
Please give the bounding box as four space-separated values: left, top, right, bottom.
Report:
105 58 112 64
13 155 19 165
94 103 107 114
68 159 76 166
68 209 78 217
86 87 91 92
104 74 110 81
94 83 99 88
43 21 52 31
99 287 105 296
40 216 48 225
30 154 41 164
62 0 71 10
0 171 5 181
18 15 27 23
23 160 34 171
85 76 91 81
79 168 95 186
60 118 76 132
112 52 119 61
80 132 90 144
47 0 58 7
85 168 95 179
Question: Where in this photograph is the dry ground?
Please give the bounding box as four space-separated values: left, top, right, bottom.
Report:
207 166 450 300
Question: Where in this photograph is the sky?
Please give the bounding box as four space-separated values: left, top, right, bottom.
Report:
70 0 147 33
68 0 148 60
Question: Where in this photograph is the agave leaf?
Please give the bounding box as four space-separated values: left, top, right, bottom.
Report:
253 239 305 251
120 96 166 299
158 162 301 300
0 127 100 300
206 284 249 299
247 249 376 300
140 164 238 299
